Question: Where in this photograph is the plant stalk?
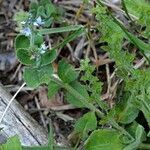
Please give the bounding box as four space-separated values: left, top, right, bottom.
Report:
139 143 150 149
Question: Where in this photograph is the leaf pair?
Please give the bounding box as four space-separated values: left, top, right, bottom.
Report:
30 0 58 27
15 35 57 66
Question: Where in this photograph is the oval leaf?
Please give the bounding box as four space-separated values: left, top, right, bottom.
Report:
24 64 53 88
15 35 30 50
41 49 57 66
16 48 35 65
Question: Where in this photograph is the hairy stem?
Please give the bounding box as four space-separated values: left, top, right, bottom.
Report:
139 143 150 149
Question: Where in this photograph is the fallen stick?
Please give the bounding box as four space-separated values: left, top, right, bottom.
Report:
0 83 48 146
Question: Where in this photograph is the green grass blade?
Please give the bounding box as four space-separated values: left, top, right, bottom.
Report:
48 120 54 150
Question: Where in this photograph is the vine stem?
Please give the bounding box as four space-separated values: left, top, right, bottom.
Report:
0 82 26 124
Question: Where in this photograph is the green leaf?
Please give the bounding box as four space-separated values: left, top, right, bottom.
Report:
23 67 39 88
110 13 150 62
126 32 150 54
14 11 29 24
44 18 53 27
124 0 150 38
74 112 97 138
48 81 60 98
124 124 146 150
39 25 83 35
0 136 22 150
41 49 57 66
16 48 35 66
24 64 53 88
58 60 78 83
84 129 124 150
65 81 89 107
36 6 47 18
15 35 30 50
45 3 56 17
114 93 139 124
34 33 43 46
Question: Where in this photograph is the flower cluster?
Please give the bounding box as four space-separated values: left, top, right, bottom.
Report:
20 16 44 37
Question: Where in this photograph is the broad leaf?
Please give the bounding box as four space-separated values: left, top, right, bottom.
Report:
65 81 89 107
15 35 30 50
16 48 35 65
74 112 97 138
24 64 53 88
84 129 124 150
58 60 78 83
41 49 57 66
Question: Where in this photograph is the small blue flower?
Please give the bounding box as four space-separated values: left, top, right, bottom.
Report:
21 27 32 36
20 21 26 25
40 43 48 54
33 16 44 27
